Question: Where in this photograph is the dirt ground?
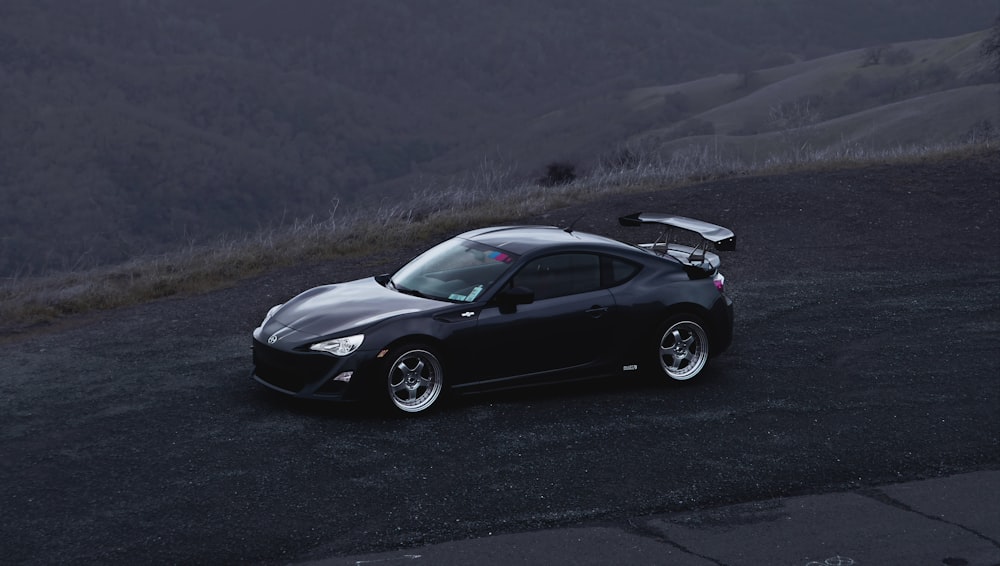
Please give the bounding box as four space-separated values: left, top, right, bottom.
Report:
0 150 997 564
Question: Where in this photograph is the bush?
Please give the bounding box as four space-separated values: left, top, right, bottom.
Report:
883 46 915 66
861 45 887 67
538 162 577 187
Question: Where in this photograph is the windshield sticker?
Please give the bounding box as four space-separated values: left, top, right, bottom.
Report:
448 293 468 301
467 285 483 301
487 251 513 263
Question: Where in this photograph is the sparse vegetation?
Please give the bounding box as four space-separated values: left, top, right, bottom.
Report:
862 44 914 67
965 119 997 144
2 139 996 338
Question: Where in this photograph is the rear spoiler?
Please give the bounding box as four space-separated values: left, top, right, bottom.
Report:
619 212 736 251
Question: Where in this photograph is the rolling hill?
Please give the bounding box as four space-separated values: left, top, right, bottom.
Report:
0 1 996 276
484 30 999 170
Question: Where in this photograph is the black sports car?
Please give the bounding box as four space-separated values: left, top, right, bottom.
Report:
250 213 735 413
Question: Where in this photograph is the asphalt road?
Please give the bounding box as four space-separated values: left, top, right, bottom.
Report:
1 153 998 565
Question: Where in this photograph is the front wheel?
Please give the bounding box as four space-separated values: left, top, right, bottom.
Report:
383 345 445 414
654 316 710 381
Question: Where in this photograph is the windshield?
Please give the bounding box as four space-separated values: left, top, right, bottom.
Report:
390 237 518 302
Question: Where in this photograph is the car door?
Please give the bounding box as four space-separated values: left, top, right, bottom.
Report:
458 252 619 387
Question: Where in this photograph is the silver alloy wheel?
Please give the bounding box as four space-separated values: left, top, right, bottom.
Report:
387 348 444 413
658 319 709 380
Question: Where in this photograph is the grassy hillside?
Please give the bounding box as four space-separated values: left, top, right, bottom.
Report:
500 30 999 169
2 142 997 341
0 1 995 276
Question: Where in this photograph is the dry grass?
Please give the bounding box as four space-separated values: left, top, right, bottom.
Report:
0 139 996 336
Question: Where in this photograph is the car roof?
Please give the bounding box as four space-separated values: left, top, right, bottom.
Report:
458 225 638 256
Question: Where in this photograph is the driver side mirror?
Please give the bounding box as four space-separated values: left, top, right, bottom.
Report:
496 286 534 314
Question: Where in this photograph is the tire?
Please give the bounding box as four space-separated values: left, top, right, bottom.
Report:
382 344 445 414
654 315 710 381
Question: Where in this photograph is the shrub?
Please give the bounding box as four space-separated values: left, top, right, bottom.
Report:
538 162 577 186
883 46 915 66
861 45 887 67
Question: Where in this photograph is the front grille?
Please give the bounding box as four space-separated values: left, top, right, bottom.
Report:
254 361 310 393
252 341 335 395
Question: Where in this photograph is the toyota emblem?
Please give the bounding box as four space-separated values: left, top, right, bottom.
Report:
267 334 279 345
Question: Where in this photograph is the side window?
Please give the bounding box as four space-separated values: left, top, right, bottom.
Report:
604 256 641 287
512 253 601 300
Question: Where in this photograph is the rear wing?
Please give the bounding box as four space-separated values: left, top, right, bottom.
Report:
618 212 736 251
619 212 735 275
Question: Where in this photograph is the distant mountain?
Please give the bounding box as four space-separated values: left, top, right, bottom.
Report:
0 0 995 275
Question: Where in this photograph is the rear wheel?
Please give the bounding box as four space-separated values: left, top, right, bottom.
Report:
383 344 444 414
654 315 710 381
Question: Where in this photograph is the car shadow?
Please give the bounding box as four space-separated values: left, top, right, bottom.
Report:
245 367 724 420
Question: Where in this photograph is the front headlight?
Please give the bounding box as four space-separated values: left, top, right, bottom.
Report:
309 334 365 356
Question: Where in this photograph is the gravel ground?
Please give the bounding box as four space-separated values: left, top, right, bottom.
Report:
1 152 998 565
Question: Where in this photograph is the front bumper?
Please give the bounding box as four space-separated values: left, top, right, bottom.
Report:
250 329 371 400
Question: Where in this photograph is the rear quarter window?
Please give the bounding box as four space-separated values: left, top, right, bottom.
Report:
604 256 641 287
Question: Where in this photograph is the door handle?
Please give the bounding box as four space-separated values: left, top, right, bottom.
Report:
585 305 608 318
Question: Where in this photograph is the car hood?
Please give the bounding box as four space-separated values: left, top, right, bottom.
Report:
271 277 438 337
